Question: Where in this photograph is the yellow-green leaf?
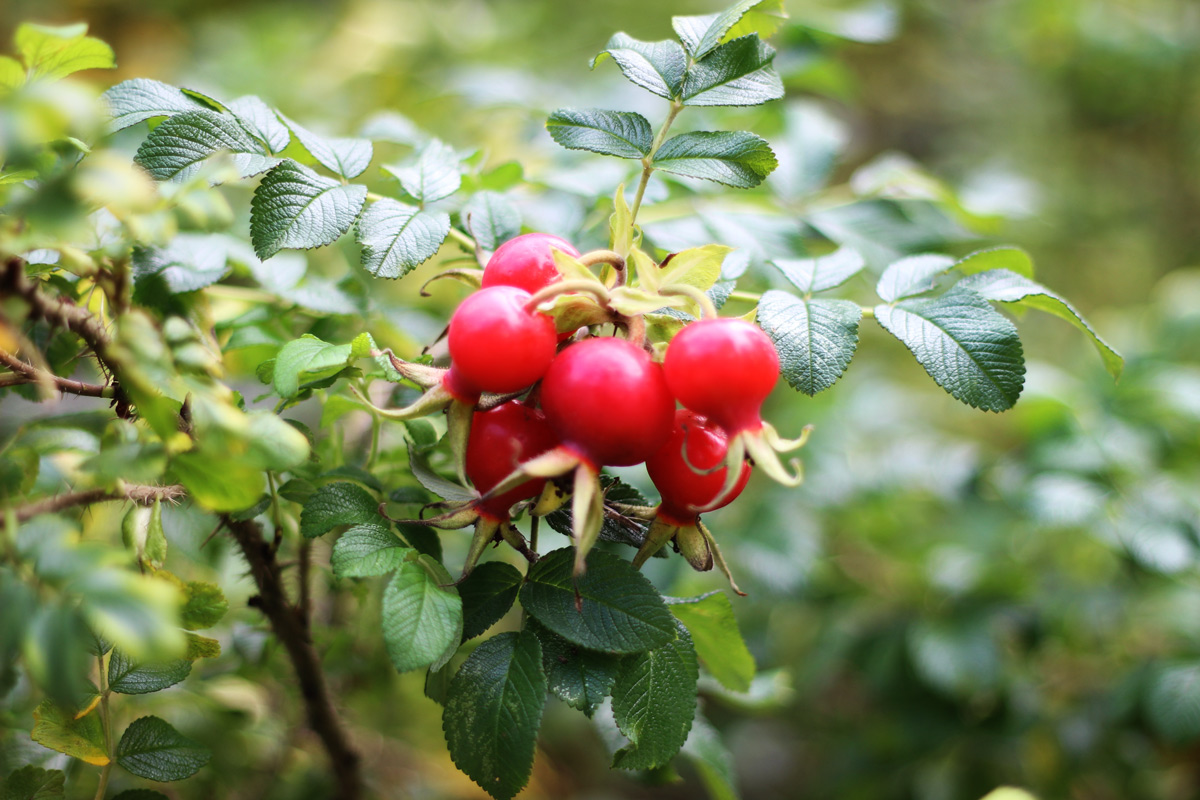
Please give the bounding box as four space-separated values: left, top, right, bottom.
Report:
31 700 110 766
15 23 115 81
659 244 731 291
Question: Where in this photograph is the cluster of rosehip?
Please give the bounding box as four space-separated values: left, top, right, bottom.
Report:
366 233 808 585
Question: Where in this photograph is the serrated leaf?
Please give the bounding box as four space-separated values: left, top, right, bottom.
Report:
673 1 771 59
180 582 227 631
652 131 776 189
331 523 412 578
757 291 861 396
459 562 524 641
876 253 956 302
668 593 754 692
1 766 65 800
462 191 521 252
955 268 1123 378
611 624 698 770
443 629 546 800
383 559 463 674
249 160 367 259
356 199 450 279
533 621 622 717
383 139 461 203
299 481 380 539
272 334 362 398
520 548 676 654
226 96 290 153
874 287 1025 412
102 79 210 133
184 633 221 660
107 649 192 695
31 700 109 766
116 716 210 782
771 245 864 293
16 23 114 81
680 35 783 107
954 245 1034 278
592 33 688 100
546 108 652 159
280 115 373 179
1147 663 1200 744
134 110 265 182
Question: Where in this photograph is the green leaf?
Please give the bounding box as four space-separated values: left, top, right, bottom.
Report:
652 131 777 189
876 253 956 302
668 593 754 692
382 559 463 674
461 191 521 253
658 244 731 293
0 766 65 800
680 35 783 107
103 79 210 133
132 234 230 296
331 523 412 578
954 245 1035 278
533 621 622 717
771 246 864 293
226 96 290 153
15 22 114 81
74 571 184 662
407 445 477 504
546 108 653 159
0 57 24 92
271 332 371 398
180 582 228 631
107 649 192 695
280 115 373 179
956 268 1123 379
757 291 861 396
299 481 380 539
110 792 171 800
356 199 450 279
134 110 267 182
874 287 1025 412
383 139 461 203
116 716 210 782
680 715 739 800
611 623 699 770
459 562 524 641
170 453 263 512
31 699 109 766
184 633 221 660
673 1 772 59
520 548 676 654
592 33 687 100
1147 663 1200 744
249 160 367 260
443 629 546 800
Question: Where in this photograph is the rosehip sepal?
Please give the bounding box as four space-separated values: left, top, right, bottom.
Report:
630 516 745 596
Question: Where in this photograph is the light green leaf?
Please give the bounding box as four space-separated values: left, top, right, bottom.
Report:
116 716 210 781
242 411 310 471
382 559 463 674
956 268 1123 379
443 629 546 800
226 96 290 153
170 452 264 512
757 291 861 396
458 562 524 641
0 57 24 92
954 245 1035 278
462 191 521 253
659 244 731 291
680 715 740 800
1146 662 1200 744
356 198 450 279
876 253 956 302
134 110 266 182
299 481 380 539
331 523 412 578
520 548 676 654
280 114 373 179
533 621 622 717
668 592 755 692
180 581 227 631
132 233 230 295
74 571 184 661
272 333 367 398
107 649 192 695
673 1 773 59
611 623 699 770
0 765 66 800
15 22 114 81
592 33 688 100
979 790 1039 800
680 35 783 107
102 79 209 133
874 287 1025 412
249 160 367 260
546 108 653 159
771 246 863 293
31 700 109 765
652 131 777 189
383 139 461 203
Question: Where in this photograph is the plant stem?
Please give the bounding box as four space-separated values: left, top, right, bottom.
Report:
94 652 113 800
728 290 762 303
446 226 477 252
0 349 114 398
630 100 684 227
0 484 186 528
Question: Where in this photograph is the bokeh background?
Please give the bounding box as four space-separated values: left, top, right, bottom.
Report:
3 0 1200 798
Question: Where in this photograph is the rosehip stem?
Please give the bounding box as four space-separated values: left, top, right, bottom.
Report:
578 249 627 286
524 279 611 312
659 284 718 320
418 268 483 297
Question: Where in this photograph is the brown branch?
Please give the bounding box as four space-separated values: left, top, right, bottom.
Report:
2 483 186 526
222 515 363 800
0 348 114 398
2 256 112 355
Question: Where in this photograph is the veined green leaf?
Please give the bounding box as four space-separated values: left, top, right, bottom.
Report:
954 245 1035 278
546 108 653 159
659 244 732 291
668 592 755 692
611 623 698 770
299 481 380 539
383 139 462 203
280 114 373 179
249 160 367 259
134 110 266 182
681 35 783 107
876 253 956 303
31 700 109 765
771 245 864 293
103 79 210 133
592 33 687 100
0 765 66 800
383 559 463 674
180 581 227 631
15 22 114 81
652 131 776 189
116 716 210 781
331 523 412 578
532 621 622 717
461 191 521 252
1147 662 1200 744
758 290 861 396
458 562 524 641
673 0 775 59
226 96 290 153
272 333 366 398
107 649 192 695
356 198 450 279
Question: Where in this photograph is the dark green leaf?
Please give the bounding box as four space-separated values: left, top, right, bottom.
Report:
407 445 477 504
519 548 676 654
680 35 783 107
110 792 171 800
226 96 290 153
103 78 209 133
459 562 524 641
280 115 373 179
356 199 450 279
331 523 412 578
1 766 65 800
134 110 266 182
107 649 192 695
1147 663 1200 744
874 287 1025 412
443 629 546 800
771 245 863 293
461 191 521 252
180 582 228 631
384 139 461 203
546 108 653 159
592 34 687 100
397 522 444 563
116 716 210 781
652 131 776 189
668 593 754 692
611 623 699 770
382 559 462 673
533 621 622 717
876 253 956 302
299 481 380 539
757 291 861 396
673 1 769 59
249 160 367 260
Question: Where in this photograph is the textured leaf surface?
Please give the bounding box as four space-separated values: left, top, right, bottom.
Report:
134 110 264 182
226 96 290 153
876 253 956 302
592 33 687 100
382 559 463 673
533 622 622 717
461 191 521 252
180 582 227 631
103 78 209 133
281 115 373 179
249 160 367 259
673 1 769 58
771 245 864 293
273 332 370 398
546 108 653 159
956 268 1123 378
299 481 379 539
611 624 699 770
954 245 1034 278
652 131 776 188
31 700 108 765
116 716 210 782
520 548 675 654
443 630 546 800
680 35 783 107
0 766 65 800
758 290 861 396
107 649 191 695
385 139 461 203
331 523 412 578
668 593 754 692
874 287 1025 412
356 198 450 279
1147 663 1200 744
458 561 524 640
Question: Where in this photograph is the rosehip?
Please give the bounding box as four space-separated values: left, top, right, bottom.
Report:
540 337 675 468
647 410 750 525
465 402 557 521
445 285 557 397
481 232 579 295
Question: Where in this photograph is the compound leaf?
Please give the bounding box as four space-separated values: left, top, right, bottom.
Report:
134 110 265 182
280 115 373 179
226 95 290 153
673 1 772 59
383 139 461 204
652 131 776 189
546 108 653 159
249 160 367 259
115 716 210 782
356 198 450 279
757 290 861 396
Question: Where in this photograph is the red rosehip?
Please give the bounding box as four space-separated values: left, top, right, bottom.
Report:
445 285 557 397
465 401 558 521
481 232 579 295
647 410 751 525
540 337 675 468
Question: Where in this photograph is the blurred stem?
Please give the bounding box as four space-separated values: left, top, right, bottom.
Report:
0 348 113 398
366 410 382 470
94 652 113 800
630 99 684 226
728 290 762 303
267 471 284 552
0 484 185 528
298 539 312 631
446 227 477 252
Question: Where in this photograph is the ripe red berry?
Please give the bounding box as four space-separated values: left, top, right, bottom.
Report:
466 401 558 521
445 285 557 397
647 410 750 525
481 232 579 295
663 318 780 433
540 337 675 468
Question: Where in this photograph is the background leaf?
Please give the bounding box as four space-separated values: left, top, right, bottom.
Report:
384 139 461 203
771 245 864 293
116 716 211 781
0 766 65 800
461 191 521 252
103 78 209 133
668 592 755 692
